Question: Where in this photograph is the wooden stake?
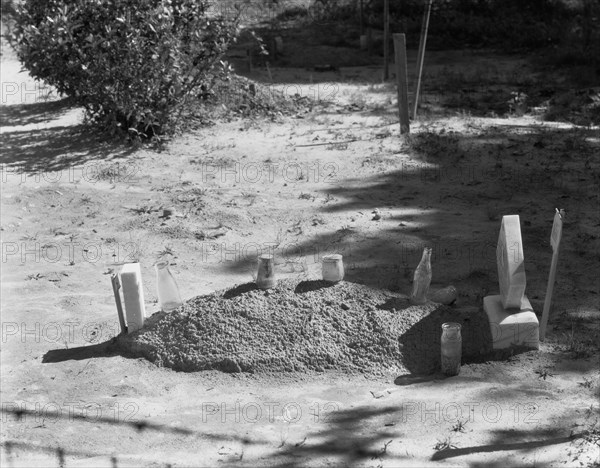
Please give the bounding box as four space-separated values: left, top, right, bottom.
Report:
383 0 389 80
540 208 565 340
413 0 433 120
393 33 410 134
247 47 252 72
360 0 364 35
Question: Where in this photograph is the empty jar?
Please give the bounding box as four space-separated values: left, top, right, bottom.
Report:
155 260 183 312
256 254 276 289
441 322 462 376
322 254 344 282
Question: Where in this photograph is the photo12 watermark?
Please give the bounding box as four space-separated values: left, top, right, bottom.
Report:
197 161 339 184
1 81 60 104
1 321 121 344
398 400 541 425
200 400 341 424
2 240 141 265
1 401 139 424
1 161 140 185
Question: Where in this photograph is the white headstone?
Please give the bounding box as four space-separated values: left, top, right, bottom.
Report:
120 263 146 333
496 215 526 309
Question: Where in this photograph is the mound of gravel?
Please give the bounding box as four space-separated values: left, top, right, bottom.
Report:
119 280 492 375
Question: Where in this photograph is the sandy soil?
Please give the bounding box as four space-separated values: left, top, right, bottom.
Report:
1 39 600 468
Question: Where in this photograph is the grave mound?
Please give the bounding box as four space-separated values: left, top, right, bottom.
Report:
119 280 492 375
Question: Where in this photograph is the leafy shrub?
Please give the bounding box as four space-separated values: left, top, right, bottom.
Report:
9 0 238 137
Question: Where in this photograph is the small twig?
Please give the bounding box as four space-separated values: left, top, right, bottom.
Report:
76 360 91 376
295 139 358 148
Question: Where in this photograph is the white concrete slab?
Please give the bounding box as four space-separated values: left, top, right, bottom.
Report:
483 294 539 350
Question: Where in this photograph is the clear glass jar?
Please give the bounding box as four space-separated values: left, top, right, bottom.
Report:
441 322 462 376
256 254 276 289
155 260 183 312
410 247 432 304
322 254 344 282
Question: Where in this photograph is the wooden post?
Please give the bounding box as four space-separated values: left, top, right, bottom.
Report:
393 33 410 134
360 0 364 35
413 0 433 120
383 0 389 80
540 208 565 340
247 47 253 72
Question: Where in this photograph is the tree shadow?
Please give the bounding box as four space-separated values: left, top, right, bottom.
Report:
432 427 588 463
277 125 596 295
268 405 405 468
0 97 75 127
1 124 135 174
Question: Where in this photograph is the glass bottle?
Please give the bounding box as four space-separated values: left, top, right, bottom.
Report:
256 254 276 289
322 254 344 282
155 260 183 312
410 247 432 304
441 322 462 376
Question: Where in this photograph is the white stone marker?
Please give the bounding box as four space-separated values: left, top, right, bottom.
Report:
484 214 539 349
496 215 526 309
120 263 146 333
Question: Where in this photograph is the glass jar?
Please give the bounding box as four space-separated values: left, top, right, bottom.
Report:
256 254 276 289
322 254 344 282
441 322 462 376
155 260 183 312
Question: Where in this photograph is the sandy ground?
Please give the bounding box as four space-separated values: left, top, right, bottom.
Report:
1 40 600 468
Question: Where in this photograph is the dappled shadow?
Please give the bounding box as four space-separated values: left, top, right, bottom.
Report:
0 97 75 127
1 409 266 466
268 405 404 468
0 124 135 173
285 124 595 295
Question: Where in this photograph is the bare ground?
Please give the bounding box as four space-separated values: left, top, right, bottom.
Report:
1 42 600 467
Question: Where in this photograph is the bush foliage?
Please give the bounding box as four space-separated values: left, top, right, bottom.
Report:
10 0 238 137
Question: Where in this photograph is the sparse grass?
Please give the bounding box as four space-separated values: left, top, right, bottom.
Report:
534 368 555 380
94 163 126 182
156 246 176 259
345 89 367 109
25 273 44 281
155 224 195 239
451 419 468 433
20 232 38 241
433 436 457 451
371 439 393 462
579 377 594 389
561 325 598 359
